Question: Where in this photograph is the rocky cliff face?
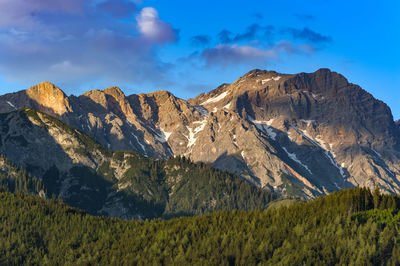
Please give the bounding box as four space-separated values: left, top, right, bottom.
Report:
1 69 399 198
0 109 274 218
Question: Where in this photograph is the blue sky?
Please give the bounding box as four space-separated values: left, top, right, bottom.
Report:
0 0 399 118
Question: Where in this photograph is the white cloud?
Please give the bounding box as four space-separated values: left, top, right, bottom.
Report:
136 7 177 43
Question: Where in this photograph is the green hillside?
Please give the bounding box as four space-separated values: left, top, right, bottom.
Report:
0 155 45 195
1 187 400 265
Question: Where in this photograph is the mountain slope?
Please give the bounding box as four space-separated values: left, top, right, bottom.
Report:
0 109 276 218
1 188 400 264
0 154 45 196
1 69 399 198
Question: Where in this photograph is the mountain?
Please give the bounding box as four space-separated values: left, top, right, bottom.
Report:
1 69 399 198
0 109 276 219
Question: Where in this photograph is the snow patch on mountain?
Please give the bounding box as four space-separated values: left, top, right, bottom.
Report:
6 101 16 108
261 79 271 84
290 124 346 179
193 119 207 134
132 133 146 154
185 118 208 148
158 128 172 142
186 127 197 147
223 102 231 109
261 76 281 85
201 91 229 105
249 117 276 140
282 147 312 175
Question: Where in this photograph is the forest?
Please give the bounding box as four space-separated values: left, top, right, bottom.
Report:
1 187 400 265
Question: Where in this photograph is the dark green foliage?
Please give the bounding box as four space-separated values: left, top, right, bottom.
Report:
0 155 45 195
67 166 112 212
96 161 116 182
118 154 277 218
1 187 400 265
162 157 276 217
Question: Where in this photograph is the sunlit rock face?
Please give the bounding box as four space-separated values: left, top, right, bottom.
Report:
25 82 73 116
1 69 399 199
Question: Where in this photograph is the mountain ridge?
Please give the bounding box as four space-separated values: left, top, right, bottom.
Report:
0 108 276 218
1 68 399 198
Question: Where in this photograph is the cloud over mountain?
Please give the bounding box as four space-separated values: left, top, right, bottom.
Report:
0 0 178 87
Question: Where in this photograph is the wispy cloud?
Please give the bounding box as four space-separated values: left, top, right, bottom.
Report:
193 23 329 68
198 42 314 68
285 27 332 43
218 24 275 44
191 35 211 46
201 44 278 67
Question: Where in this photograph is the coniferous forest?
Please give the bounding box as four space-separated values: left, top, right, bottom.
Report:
1 187 400 265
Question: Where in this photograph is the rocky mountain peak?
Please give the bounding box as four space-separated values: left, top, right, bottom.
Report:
0 69 399 199
27 81 67 98
103 86 125 100
137 90 195 126
142 90 174 102
80 87 132 116
26 81 72 115
80 89 108 109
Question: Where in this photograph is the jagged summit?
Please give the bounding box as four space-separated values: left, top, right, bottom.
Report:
27 82 68 99
25 81 71 115
27 81 66 96
141 90 176 99
103 86 125 99
0 69 399 198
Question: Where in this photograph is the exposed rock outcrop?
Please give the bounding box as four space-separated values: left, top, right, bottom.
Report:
1 69 399 198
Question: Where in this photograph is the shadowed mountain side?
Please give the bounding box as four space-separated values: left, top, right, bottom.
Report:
68 93 161 156
212 121 355 199
0 109 277 219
